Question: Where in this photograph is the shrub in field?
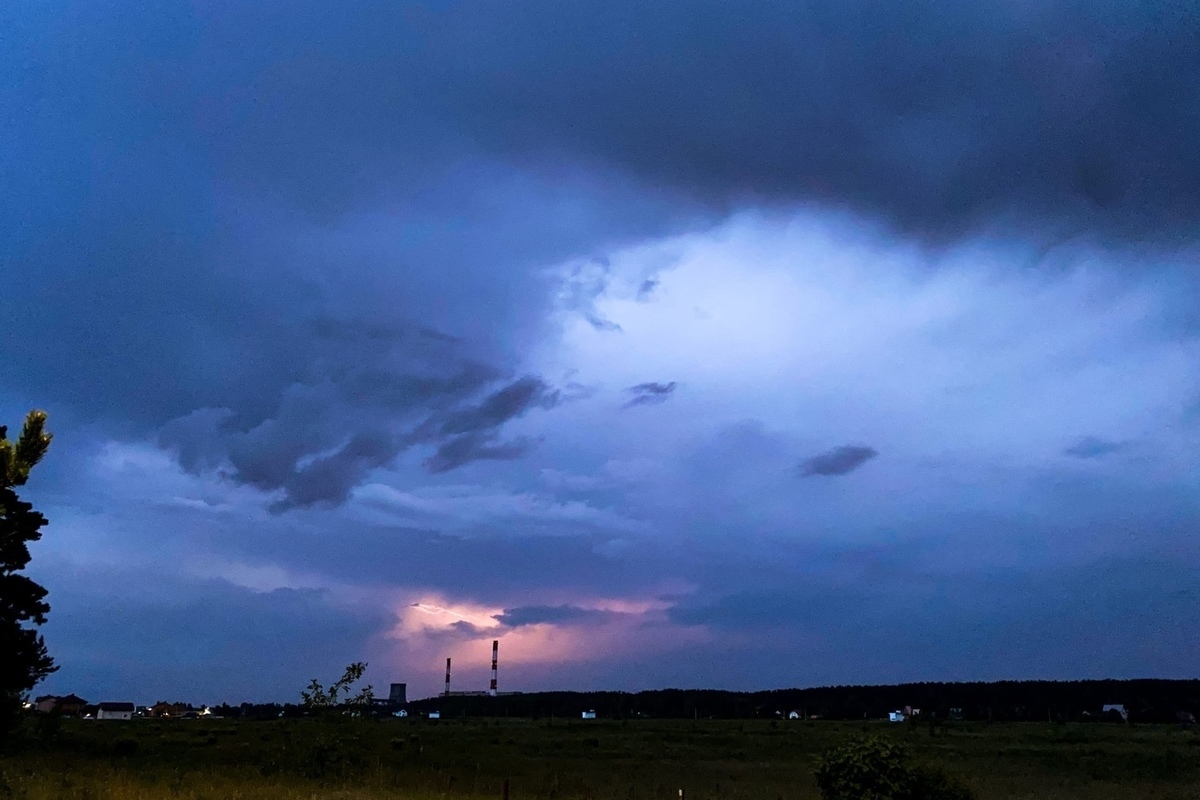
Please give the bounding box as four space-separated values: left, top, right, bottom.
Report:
814 736 913 800
907 764 977 800
814 736 976 800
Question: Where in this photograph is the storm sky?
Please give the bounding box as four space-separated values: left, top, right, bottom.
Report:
4 0 1200 703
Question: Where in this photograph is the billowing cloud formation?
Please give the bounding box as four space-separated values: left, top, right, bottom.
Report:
800 445 879 477
622 382 678 409
156 327 561 509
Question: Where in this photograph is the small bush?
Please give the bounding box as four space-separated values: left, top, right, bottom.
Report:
814 736 976 800
815 736 912 800
908 764 977 800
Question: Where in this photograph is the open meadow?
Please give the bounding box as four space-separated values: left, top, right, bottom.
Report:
2 717 1198 800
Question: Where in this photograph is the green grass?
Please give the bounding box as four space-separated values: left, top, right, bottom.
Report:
3 717 1198 799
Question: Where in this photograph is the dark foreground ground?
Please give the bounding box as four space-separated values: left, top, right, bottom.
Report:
2 717 1198 799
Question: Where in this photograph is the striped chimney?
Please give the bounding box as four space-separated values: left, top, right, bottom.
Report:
489 640 499 696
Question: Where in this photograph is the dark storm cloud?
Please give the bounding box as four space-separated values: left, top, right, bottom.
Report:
301 0 1200 241
12 0 1137 243
155 323 561 508
0 1 697 510
415 375 559 475
434 377 559 437
623 382 678 409
493 605 623 628
129 0 1195 241
799 445 879 477
6 0 1197 509
269 430 401 512
423 432 539 475
1063 436 1128 459
4 0 1196 320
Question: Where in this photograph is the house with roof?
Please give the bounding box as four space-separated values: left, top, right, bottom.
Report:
96 702 135 720
33 695 59 714
33 694 89 715
148 701 193 718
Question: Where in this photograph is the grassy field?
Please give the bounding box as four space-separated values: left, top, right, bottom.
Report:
2 716 1198 800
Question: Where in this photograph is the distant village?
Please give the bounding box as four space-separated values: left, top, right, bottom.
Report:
31 694 251 721
26 678 1200 727
27 682 414 722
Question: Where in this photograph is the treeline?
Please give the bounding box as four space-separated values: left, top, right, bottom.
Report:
398 680 1200 723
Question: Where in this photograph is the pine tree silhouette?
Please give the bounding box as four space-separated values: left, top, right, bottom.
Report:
1 411 54 748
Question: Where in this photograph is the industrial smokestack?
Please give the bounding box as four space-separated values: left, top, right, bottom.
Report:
444 657 451 697
489 640 498 696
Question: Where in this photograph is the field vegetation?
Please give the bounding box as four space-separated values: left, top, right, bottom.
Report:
2 716 1198 800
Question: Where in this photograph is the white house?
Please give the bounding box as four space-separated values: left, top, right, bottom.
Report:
96 702 135 721
581 710 597 719
888 711 905 722
428 711 440 719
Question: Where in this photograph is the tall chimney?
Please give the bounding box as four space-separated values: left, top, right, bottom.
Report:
444 657 452 697
489 640 499 696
